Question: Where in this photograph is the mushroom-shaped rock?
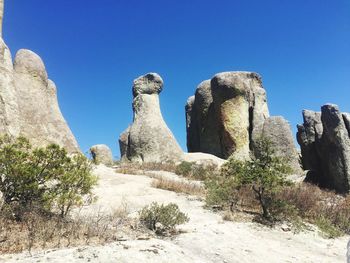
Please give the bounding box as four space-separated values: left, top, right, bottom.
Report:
132 73 163 96
119 73 183 163
90 144 113 166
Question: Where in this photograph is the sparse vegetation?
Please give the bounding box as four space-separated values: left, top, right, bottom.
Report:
0 206 134 254
206 137 293 220
0 135 97 219
204 136 350 237
139 202 189 234
151 177 204 196
175 161 193 177
175 161 219 181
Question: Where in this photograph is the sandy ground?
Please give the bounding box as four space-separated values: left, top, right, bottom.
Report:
1 165 349 263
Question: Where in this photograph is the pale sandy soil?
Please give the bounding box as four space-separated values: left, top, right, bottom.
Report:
1 165 349 263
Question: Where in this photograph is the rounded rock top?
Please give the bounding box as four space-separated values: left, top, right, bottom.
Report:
132 73 163 97
211 71 262 88
14 49 48 83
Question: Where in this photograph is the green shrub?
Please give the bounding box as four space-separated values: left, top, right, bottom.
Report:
176 161 218 181
139 202 189 233
206 137 293 219
315 216 342 238
175 161 193 177
0 135 97 219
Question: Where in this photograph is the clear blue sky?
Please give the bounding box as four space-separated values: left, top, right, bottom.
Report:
3 0 350 158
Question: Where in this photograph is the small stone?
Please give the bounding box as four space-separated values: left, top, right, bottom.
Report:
281 224 291 232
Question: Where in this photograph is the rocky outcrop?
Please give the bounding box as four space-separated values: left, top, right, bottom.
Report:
186 72 301 173
186 72 270 160
182 152 225 168
297 104 350 193
261 116 301 174
90 144 113 165
120 73 183 163
0 3 79 152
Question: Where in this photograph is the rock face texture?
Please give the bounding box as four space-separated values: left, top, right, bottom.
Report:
186 72 269 160
120 73 183 163
297 104 350 193
0 3 79 152
186 72 270 160
186 71 301 172
90 144 113 165
261 116 301 174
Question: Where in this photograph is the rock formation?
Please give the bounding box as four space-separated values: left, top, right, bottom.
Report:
185 72 300 165
120 73 183 163
186 72 270 160
120 73 226 167
261 116 301 174
186 71 301 172
297 104 350 193
90 144 113 165
0 2 79 152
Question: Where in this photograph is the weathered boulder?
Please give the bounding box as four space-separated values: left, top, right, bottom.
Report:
0 3 80 152
181 152 225 168
261 116 302 174
297 104 350 193
186 71 270 160
120 73 183 163
90 144 113 165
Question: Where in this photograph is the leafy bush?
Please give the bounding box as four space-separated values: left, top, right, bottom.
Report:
0 135 97 219
139 202 189 233
206 137 293 219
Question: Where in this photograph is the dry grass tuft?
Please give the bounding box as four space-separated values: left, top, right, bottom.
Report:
0 204 137 255
151 177 205 197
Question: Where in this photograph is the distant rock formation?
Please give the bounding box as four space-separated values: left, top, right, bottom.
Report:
297 104 350 193
120 73 183 163
0 2 79 152
186 72 301 173
90 144 113 165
